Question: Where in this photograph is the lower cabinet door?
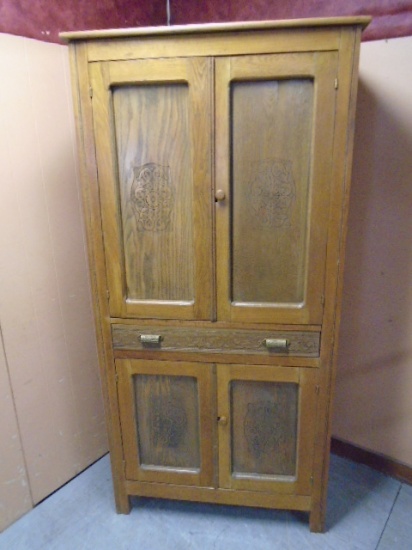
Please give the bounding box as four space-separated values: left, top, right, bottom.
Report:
116 359 215 486
217 364 318 495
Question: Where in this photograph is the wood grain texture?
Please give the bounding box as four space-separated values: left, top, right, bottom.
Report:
68 43 131 514
112 324 320 356
114 84 194 302
84 28 341 63
217 365 318 495
215 52 338 325
109 317 321 331
90 56 213 320
135 374 200 470
66 20 366 532
231 77 313 305
125 478 311 510
117 359 214 487
113 349 320 368
60 17 370 41
309 28 362 533
230 380 298 477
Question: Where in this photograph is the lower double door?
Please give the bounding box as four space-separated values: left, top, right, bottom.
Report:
117 358 318 497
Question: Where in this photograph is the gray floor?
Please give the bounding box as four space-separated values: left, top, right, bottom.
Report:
1 454 411 549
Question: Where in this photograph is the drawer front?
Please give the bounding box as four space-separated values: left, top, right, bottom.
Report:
112 325 320 357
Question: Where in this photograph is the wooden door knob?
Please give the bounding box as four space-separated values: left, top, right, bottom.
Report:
215 189 226 202
218 416 228 425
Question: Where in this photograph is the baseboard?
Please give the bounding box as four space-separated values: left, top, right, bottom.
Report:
331 437 412 486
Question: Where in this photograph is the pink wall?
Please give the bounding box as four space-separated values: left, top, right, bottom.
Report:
0 330 31 531
0 33 108 531
334 36 412 467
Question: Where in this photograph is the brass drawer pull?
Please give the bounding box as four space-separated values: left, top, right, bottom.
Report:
140 334 163 345
263 338 290 350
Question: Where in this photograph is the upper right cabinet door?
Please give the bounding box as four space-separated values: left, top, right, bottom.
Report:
215 52 338 325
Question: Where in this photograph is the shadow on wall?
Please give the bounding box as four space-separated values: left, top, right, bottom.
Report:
334 73 412 462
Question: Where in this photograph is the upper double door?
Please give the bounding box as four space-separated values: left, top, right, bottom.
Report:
90 51 338 325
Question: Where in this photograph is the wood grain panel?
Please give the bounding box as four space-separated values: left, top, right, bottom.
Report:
309 29 362 533
113 83 194 302
231 77 313 304
215 52 338 325
112 324 320 357
117 359 215 487
217 365 318 495
90 57 213 320
84 28 341 62
135 374 201 470
230 380 298 477
70 42 131 514
114 349 319 368
61 18 370 41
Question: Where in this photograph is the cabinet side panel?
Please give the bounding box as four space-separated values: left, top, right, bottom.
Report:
69 43 130 513
310 27 363 533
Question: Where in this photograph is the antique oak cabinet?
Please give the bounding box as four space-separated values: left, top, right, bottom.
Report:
61 17 369 532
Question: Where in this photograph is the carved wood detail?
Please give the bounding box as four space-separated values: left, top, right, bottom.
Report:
249 159 296 228
112 325 320 357
130 163 174 232
149 395 188 448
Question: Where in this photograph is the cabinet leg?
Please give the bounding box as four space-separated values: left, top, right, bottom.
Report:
309 506 326 533
115 489 131 514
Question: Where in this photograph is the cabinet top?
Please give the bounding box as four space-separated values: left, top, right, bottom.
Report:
60 16 371 42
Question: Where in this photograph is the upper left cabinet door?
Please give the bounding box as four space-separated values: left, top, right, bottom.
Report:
89 58 214 320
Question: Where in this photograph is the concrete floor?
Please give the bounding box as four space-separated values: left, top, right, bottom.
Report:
1 453 411 549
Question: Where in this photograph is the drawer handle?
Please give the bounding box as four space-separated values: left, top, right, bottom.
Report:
140 334 163 345
263 338 290 350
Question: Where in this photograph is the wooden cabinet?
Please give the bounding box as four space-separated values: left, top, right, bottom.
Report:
62 16 369 532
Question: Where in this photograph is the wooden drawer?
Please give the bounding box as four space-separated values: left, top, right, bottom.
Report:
112 325 320 357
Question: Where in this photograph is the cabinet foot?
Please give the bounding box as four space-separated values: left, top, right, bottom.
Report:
115 492 131 514
309 508 325 533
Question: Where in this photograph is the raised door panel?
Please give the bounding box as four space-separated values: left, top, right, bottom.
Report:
117 359 215 486
89 58 213 320
215 52 338 324
217 365 318 495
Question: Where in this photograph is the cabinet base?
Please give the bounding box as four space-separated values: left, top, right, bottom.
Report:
116 480 323 531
